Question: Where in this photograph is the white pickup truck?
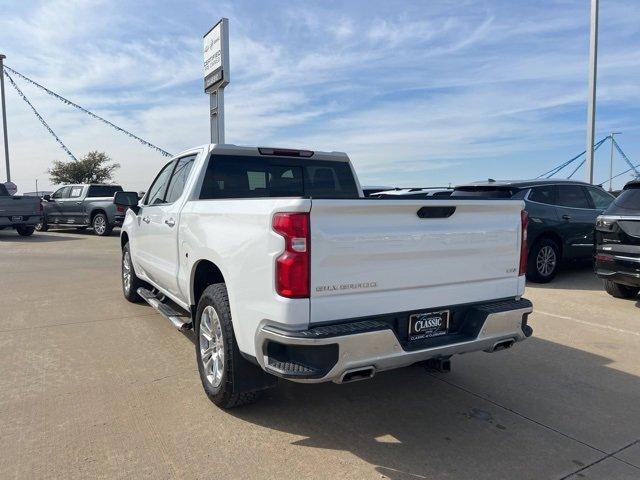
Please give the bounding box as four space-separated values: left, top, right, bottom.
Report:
116 144 533 408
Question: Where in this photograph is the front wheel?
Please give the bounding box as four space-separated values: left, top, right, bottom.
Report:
527 238 560 283
122 243 144 302
92 213 113 236
195 284 262 409
604 280 639 299
16 226 35 236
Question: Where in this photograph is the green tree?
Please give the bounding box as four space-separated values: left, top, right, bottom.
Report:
48 151 120 184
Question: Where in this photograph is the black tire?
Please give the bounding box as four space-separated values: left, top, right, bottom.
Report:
195 284 261 409
35 221 48 232
16 226 35 237
604 280 639 299
92 213 113 236
527 238 560 283
121 242 144 302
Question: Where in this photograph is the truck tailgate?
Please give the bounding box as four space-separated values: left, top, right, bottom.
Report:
0 197 41 216
309 199 524 323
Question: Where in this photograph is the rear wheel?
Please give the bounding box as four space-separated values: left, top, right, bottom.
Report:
16 226 35 236
527 238 560 283
92 213 113 236
195 284 262 409
604 280 639 299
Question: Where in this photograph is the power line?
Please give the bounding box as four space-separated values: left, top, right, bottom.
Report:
4 65 172 158
3 70 77 161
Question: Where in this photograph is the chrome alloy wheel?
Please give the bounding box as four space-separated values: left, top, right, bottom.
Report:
199 306 225 388
93 215 106 235
536 245 557 277
122 250 132 294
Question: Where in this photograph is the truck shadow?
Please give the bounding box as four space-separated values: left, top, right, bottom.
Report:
226 338 640 480
526 262 602 292
0 231 81 242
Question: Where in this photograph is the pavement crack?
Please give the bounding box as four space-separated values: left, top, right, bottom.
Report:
428 374 640 475
557 440 640 479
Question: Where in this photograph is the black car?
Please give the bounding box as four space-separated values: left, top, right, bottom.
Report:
595 180 640 298
452 180 615 283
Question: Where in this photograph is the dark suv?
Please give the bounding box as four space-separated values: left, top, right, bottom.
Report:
595 180 640 298
452 180 615 282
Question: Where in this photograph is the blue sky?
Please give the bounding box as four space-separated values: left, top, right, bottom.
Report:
1 0 639 192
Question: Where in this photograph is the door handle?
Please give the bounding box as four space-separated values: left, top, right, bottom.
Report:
75 202 82 205
142 216 151 224
562 214 571 221
165 218 175 227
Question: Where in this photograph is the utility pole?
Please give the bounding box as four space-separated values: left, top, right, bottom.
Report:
608 132 621 192
0 53 10 182
585 0 598 184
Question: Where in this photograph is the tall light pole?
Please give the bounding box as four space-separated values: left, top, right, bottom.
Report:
0 53 10 182
608 132 621 192
585 0 599 184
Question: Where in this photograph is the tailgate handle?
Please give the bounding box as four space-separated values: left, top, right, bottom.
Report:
417 206 456 219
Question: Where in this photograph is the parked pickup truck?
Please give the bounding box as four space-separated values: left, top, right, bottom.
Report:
115 144 533 408
39 184 125 236
0 183 42 236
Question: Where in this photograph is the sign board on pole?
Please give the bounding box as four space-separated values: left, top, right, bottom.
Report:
203 18 230 93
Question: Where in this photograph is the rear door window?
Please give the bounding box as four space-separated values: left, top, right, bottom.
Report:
69 186 83 198
556 185 591 209
528 185 557 205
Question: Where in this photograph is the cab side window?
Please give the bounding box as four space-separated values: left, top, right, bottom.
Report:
144 160 176 206
52 186 71 199
165 156 196 203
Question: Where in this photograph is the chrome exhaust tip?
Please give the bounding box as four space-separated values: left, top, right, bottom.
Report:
339 366 376 383
488 339 515 352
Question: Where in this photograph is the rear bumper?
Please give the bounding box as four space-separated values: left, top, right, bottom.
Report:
595 254 640 287
255 298 533 383
0 215 42 228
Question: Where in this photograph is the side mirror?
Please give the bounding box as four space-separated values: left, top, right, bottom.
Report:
114 191 140 214
114 191 139 207
43 194 51 201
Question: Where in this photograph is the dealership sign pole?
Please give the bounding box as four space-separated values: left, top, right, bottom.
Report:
204 18 230 144
0 54 10 182
585 0 598 184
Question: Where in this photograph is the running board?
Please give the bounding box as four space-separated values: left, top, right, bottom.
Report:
137 287 192 331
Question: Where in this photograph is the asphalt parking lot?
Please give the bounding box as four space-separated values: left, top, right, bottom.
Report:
1 229 639 480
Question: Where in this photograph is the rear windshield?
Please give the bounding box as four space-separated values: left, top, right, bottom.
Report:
612 187 640 211
87 185 123 197
200 155 359 199
0 184 7 196
450 187 514 199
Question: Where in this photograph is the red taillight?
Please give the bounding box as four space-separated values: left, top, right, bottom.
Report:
117 205 125 213
595 253 614 263
519 210 529 276
39 201 43 213
272 212 310 298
